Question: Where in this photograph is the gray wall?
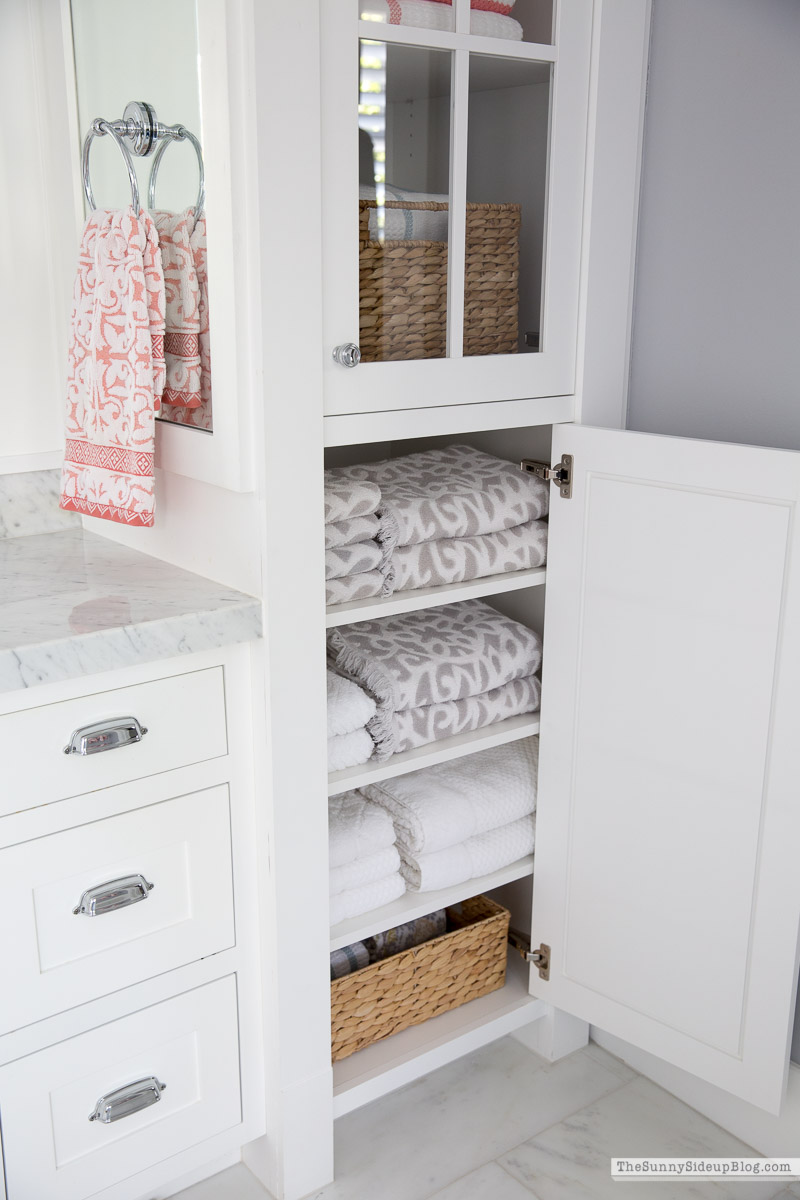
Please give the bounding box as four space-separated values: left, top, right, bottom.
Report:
627 0 800 451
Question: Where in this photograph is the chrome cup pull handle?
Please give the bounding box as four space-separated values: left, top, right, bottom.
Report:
88 1076 166 1124
73 874 155 917
64 717 148 756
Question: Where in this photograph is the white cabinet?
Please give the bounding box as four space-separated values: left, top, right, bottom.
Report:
0 647 263 1200
320 0 593 419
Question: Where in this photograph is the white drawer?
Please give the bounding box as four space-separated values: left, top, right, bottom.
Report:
0 667 227 817
0 976 241 1200
0 786 234 1033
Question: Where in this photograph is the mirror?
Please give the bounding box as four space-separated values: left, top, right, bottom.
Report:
70 0 213 432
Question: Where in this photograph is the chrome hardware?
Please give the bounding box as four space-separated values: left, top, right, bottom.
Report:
509 930 551 980
73 874 155 917
82 99 204 219
64 716 147 756
520 453 573 500
88 1076 166 1124
332 343 361 368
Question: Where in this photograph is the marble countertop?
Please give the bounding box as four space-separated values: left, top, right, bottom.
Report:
0 528 262 692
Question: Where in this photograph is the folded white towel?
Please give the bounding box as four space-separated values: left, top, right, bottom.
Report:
327 670 376 738
401 813 535 892
329 871 406 925
329 790 396 868
363 738 537 856
328 728 374 771
330 845 401 897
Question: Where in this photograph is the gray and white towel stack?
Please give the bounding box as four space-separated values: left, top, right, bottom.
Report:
363 738 538 892
327 669 378 771
326 444 548 594
329 790 405 924
324 473 397 606
327 598 542 761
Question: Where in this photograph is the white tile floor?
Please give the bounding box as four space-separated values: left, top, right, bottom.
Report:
175 1038 800 1200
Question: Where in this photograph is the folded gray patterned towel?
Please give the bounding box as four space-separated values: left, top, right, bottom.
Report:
363 909 446 962
330 941 369 980
325 570 387 606
327 599 543 758
326 444 549 547
325 513 382 549
325 541 384 581
392 519 548 593
323 474 381 524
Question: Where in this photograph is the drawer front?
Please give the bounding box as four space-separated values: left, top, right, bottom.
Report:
0 667 227 817
0 976 241 1200
0 787 234 1033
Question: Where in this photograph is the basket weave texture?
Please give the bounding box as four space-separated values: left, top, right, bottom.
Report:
359 200 520 362
330 894 510 1062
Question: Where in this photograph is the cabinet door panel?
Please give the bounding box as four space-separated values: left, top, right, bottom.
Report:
321 0 591 416
534 425 800 1113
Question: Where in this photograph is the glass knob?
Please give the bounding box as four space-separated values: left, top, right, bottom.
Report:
332 343 361 368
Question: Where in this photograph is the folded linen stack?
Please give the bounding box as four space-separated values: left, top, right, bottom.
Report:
324 473 397 606
327 670 377 771
328 598 542 761
327 445 548 594
329 790 405 924
364 738 538 892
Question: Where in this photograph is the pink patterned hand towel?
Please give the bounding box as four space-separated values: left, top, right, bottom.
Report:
153 209 202 409
60 208 165 527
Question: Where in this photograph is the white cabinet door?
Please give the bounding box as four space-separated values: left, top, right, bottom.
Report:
321 0 592 416
533 424 800 1113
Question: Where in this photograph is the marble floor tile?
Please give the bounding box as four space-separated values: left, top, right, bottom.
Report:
499 1075 786 1200
306 1036 626 1200
427 1162 538 1200
581 1041 637 1085
173 1162 271 1199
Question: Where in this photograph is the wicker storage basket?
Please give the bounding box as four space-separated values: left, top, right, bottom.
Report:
359 200 520 363
330 894 511 1062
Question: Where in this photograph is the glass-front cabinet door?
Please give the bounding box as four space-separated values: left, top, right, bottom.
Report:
321 0 593 417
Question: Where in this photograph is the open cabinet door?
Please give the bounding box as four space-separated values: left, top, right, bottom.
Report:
531 424 800 1113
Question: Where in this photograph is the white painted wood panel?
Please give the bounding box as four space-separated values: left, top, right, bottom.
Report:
0 787 234 1033
328 712 540 795
0 976 241 1200
326 567 546 626
0 667 227 815
533 425 800 1113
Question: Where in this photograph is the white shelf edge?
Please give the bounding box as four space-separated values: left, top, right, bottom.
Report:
326 567 546 628
327 713 540 795
332 950 545 1117
330 855 535 951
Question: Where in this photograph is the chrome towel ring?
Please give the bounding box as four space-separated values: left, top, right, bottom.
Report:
147 127 205 230
80 100 204 221
82 118 141 213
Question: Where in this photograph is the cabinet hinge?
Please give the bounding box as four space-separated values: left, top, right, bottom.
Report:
508 929 551 980
520 453 573 499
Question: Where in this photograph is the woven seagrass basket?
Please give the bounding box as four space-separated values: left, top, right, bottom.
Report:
330 894 511 1062
358 200 520 363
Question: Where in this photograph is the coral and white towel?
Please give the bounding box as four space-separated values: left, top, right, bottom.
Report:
358 0 523 40
363 737 538 856
153 209 202 409
328 790 396 869
401 813 536 892
60 208 165 527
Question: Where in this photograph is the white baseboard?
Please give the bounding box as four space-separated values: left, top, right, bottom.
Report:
592 1027 800 1155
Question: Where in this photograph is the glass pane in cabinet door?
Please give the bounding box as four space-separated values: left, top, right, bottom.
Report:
359 41 452 362
492 0 554 45
464 54 551 356
359 0 454 34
